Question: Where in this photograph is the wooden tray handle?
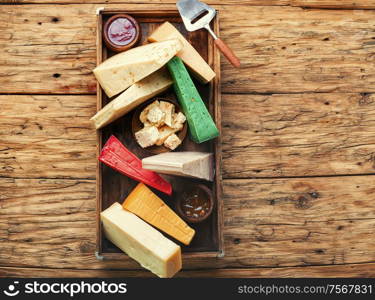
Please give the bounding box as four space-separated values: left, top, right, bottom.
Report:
214 38 241 68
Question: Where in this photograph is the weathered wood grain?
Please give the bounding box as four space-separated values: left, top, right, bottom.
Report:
3 0 375 9
223 177 375 267
0 95 96 179
1 176 374 270
2 263 375 278
223 93 375 178
0 0 287 4
291 0 375 8
2 4 375 94
222 6 375 94
3 93 375 179
1 0 375 279
0 5 98 94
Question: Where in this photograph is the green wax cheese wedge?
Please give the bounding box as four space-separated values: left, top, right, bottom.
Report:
167 57 219 144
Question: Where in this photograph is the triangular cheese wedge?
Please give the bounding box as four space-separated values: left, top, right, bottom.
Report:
123 183 195 245
99 135 172 195
167 57 219 143
148 22 215 84
91 69 173 129
142 152 214 181
94 39 182 97
101 203 181 278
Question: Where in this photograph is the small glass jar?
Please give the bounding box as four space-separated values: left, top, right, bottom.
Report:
103 14 141 52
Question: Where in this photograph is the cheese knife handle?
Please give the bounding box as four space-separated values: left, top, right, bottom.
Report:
214 38 241 68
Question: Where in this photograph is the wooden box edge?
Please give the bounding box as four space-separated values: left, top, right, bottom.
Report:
95 8 224 261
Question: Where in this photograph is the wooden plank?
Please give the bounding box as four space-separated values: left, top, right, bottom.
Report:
1 4 375 94
0 0 288 4
2 263 375 278
1 176 374 270
0 4 98 94
0 95 96 179
221 6 375 94
223 177 375 267
291 0 375 8
2 93 375 179
222 93 375 178
3 0 375 9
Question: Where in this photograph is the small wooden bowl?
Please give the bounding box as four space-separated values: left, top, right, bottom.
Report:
176 184 214 224
132 98 187 154
103 14 141 52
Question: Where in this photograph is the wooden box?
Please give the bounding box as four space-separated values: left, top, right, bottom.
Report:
95 8 224 260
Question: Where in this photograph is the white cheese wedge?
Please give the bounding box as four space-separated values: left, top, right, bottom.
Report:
142 151 214 181
91 70 172 129
148 22 215 84
101 202 182 278
94 39 183 97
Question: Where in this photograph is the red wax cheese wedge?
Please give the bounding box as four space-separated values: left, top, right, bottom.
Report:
99 135 172 195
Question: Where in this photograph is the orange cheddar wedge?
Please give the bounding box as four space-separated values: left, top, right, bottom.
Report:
123 183 195 245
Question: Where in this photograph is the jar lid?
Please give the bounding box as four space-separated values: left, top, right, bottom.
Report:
103 14 141 52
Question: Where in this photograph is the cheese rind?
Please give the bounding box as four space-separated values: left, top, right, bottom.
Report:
167 57 219 143
142 151 214 181
101 202 182 278
91 70 173 129
123 183 195 245
99 135 172 195
148 22 215 84
94 39 182 97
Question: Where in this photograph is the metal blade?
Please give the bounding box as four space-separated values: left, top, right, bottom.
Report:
177 0 216 32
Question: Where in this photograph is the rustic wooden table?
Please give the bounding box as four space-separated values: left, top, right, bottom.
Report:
1 0 375 278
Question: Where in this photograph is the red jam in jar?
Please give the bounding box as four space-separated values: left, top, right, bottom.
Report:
108 17 136 46
103 14 140 52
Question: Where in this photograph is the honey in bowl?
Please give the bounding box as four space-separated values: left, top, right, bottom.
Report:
177 184 213 223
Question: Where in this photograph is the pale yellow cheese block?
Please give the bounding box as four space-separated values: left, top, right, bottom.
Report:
123 183 195 245
91 69 173 129
101 202 182 278
94 39 182 97
148 22 215 84
142 151 214 181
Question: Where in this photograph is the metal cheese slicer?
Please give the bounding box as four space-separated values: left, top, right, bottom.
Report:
177 0 240 68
